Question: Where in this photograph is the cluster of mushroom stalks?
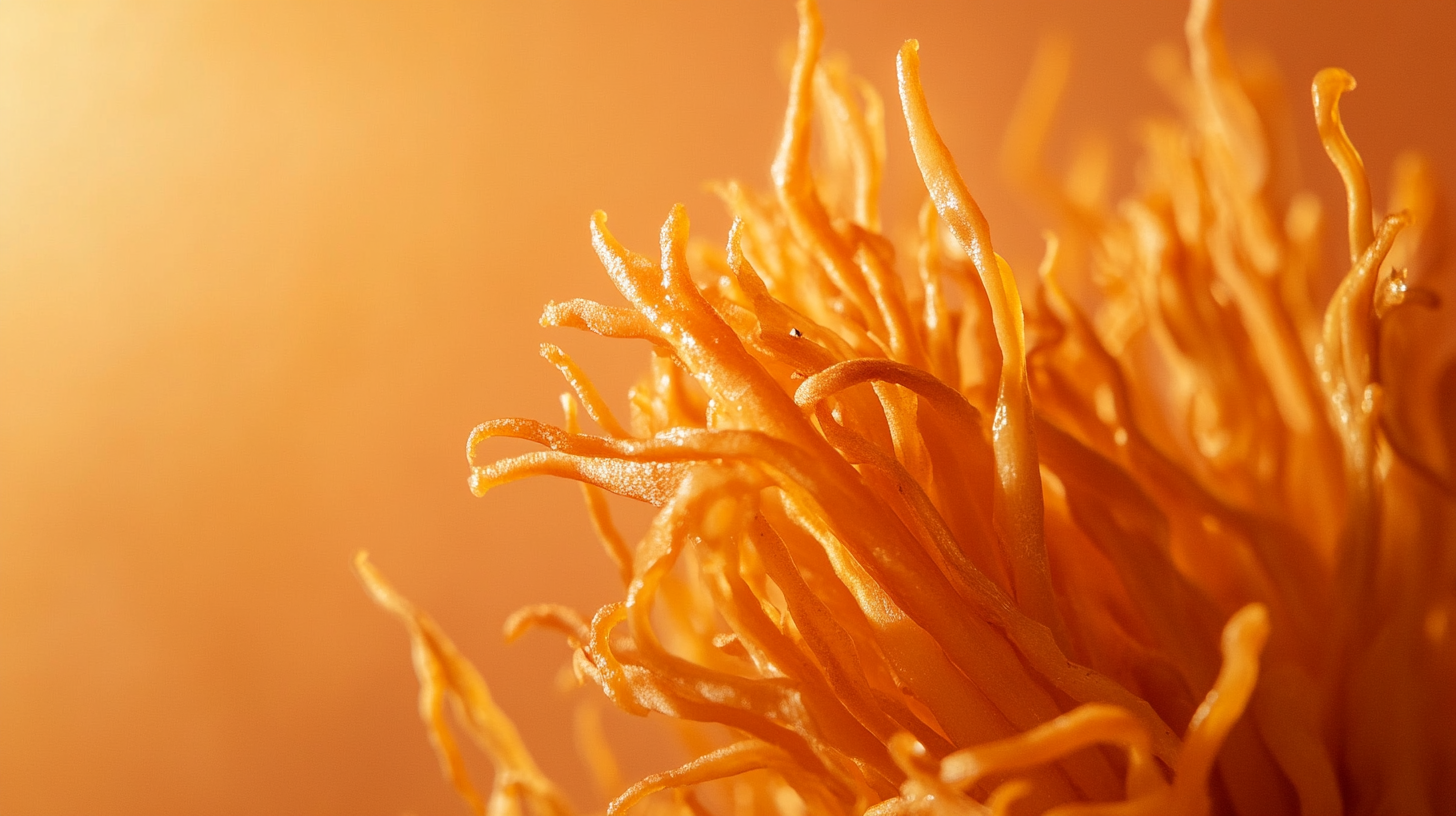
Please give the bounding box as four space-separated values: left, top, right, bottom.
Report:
358 0 1455 813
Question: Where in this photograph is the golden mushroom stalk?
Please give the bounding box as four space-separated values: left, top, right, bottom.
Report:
358 0 1455 813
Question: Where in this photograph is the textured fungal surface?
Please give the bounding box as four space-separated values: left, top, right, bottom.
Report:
360 0 1455 813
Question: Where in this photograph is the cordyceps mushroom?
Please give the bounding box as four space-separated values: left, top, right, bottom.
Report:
356 0 1455 813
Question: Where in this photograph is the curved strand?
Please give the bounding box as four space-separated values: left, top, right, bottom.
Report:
814 59 883 231
583 603 645 716
796 358 986 440
771 0 883 337
1186 0 1270 197
1312 68 1374 265
1318 214 1408 627
355 554 574 816
852 227 926 367
727 219 854 375
575 702 627 803
502 603 589 648
541 298 669 348
917 200 959 383
563 396 636 586
1169 603 1270 814
608 741 850 816
897 40 1061 645
470 450 687 507
543 343 631 438
1001 34 1105 235
940 704 1166 799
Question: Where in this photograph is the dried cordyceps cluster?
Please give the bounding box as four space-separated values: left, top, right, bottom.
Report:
357 0 1455 813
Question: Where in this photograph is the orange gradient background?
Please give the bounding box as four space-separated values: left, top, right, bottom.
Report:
1 2 1452 814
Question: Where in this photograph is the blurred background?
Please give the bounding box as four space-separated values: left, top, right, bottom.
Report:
1 1 1452 814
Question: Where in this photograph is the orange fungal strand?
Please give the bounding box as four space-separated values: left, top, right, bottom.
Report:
897 39 1066 649
355 553 574 816
544 343 631 439
772 0 882 339
1312 68 1375 265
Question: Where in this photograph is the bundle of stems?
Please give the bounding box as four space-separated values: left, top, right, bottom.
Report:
359 0 1454 813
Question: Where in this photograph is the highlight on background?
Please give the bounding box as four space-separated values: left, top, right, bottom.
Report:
0 2 1452 815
